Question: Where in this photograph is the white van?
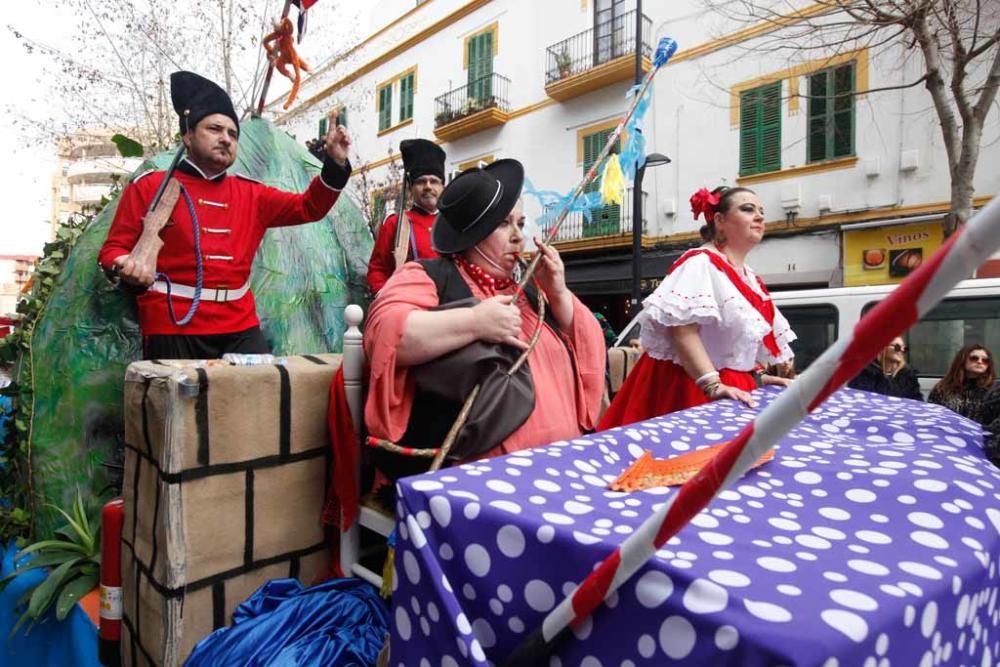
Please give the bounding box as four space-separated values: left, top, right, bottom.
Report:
613 277 1000 396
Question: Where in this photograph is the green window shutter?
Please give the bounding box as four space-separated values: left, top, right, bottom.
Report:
582 129 621 237
808 62 855 162
378 85 392 131
318 115 328 139
739 82 781 176
336 107 348 128
399 73 414 122
467 31 494 104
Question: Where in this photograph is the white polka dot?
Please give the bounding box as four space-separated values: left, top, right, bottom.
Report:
831 589 879 611
573 531 602 545
820 507 852 521
455 613 472 634
758 557 797 573
691 513 720 529
822 609 869 642
411 480 444 492
525 580 555 612
847 559 890 576
900 562 943 580
403 550 421 584
794 471 823 485
534 479 561 493
396 607 412 640
796 535 832 550
921 601 938 638
777 584 801 596
880 584 906 597
489 500 523 515
825 571 849 583
637 634 656 658
709 570 751 588
908 512 944 529
472 618 496 648
442 656 459 667
416 511 432 529
508 616 524 633
537 525 555 543
813 527 847 540
497 525 525 558
682 579 728 614
635 570 674 608
899 582 924 596
738 485 766 498
658 616 696 658
856 530 892 545
914 479 948 493
564 500 594 515
464 503 480 520
470 639 486 662
542 512 574 525
769 517 802 531
464 544 491 577
715 625 739 650
407 515 427 549
744 599 792 622
911 531 949 549
846 489 878 503
699 531 734 546
486 479 516 494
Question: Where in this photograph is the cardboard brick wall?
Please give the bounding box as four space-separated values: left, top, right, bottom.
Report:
120 354 341 665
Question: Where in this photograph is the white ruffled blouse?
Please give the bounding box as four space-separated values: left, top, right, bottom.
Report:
638 247 796 371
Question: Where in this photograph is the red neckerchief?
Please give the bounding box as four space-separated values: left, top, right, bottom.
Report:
669 248 782 356
454 256 514 292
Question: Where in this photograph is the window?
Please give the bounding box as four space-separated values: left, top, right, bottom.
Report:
377 84 392 132
399 72 415 123
780 305 838 372
317 115 328 139
582 127 620 237
739 82 781 176
594 0 633 64
864 296 1000 379
808 62 855 163
467 29 494 104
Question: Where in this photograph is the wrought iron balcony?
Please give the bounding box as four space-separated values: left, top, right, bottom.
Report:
540 189 647 245
545 10 652 102
433 73 511 142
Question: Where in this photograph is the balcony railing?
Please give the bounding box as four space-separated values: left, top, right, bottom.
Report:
540 189 647 243
434 73 511 128
545 10 652 85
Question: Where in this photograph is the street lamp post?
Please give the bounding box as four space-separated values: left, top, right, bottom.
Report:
630 152 671 314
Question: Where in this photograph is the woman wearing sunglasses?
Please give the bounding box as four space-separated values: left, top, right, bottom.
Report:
928 345 996 424
847 336 923 400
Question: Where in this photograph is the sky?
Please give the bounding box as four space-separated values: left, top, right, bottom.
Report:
0 1 369 258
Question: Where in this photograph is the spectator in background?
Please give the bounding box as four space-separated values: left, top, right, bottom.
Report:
593 312 618 347
982 384 1000 467
928 344 995 424
848 336 923 400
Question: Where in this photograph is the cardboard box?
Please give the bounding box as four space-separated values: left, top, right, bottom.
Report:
120 354 341 665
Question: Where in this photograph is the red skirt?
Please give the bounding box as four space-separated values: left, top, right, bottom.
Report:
598 355 756 430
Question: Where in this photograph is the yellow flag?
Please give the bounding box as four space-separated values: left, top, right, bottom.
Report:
600 154 625 206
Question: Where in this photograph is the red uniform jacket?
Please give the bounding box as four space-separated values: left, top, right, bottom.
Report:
98 158 350 336
366 207 438 293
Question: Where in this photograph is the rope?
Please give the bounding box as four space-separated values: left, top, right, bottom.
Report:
156 183 203 326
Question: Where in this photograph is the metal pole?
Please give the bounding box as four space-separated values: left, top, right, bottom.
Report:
255 0 294 116
630 0 644 314
631 165 645 313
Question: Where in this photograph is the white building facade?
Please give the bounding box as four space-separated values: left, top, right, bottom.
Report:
268 0 999 328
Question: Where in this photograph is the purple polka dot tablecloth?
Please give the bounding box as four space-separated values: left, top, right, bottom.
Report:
389 387 1000 666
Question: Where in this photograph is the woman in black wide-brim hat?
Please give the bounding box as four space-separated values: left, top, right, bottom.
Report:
363 159 606 464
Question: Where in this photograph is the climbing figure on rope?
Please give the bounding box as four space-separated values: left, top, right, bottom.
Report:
99 71 353 359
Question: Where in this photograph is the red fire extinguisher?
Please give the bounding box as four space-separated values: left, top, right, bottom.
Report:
99 497 124 667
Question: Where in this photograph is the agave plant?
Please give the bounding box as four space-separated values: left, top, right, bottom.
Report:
0 492 100 635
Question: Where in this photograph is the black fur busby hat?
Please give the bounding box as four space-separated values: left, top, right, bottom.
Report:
170 71 240 137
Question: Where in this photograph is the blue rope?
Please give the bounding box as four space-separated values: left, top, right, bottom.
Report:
156 183 203 326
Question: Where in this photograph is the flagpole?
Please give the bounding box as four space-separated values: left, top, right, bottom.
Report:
255 0 294 116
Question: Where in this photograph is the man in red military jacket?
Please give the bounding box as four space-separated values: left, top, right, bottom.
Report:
99 71 352 359
366 138 446 293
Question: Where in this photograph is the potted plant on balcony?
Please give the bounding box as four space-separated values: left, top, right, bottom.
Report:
556 48 573 78
435 102 454 127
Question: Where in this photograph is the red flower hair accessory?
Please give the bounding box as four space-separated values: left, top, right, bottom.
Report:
690 187 721 222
